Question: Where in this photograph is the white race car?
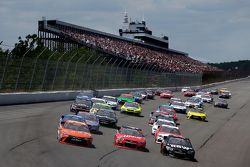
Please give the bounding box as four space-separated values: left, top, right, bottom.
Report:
102 96 118 110
170 101 187 113
151 119 178 135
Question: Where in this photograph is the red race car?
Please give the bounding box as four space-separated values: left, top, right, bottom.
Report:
155 124 183 144
158 108 178 121
114 126 146 151
184 89 196 97
160 90 174 99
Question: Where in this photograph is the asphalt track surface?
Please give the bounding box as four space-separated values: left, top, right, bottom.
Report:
0 78 250 167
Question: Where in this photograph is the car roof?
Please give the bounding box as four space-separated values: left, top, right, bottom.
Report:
64 120 87 126
121 125 142 131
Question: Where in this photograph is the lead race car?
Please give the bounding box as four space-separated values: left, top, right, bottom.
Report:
114 126 146 151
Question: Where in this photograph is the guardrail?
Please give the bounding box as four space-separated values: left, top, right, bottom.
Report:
0 76 249 106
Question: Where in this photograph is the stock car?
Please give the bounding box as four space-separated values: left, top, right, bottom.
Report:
59 114 85 125
219 90 231 99
185 97 203 108
151 119 178 135
170 101 187 114
91 97 106 104
155 125 183 144
121 102 142 115
117 94 134 104
184 89 196 97
95 109 118 127
145 89 155 99
160 90 174 99
156 108 178 121
181 87 191 92
103 96 118 110
57 120 93 146
77 112 100 132
160 135 195 160
214 98 228 108
156 104 174 112
169 97 182 104
70 96 93 113
186 108 207 121
149 112 176 126
200 94 213 103
137 91 148 100
219 88 228 93
130 92 143 103
114 126 146 150
90 103 112 113
210 88 219 95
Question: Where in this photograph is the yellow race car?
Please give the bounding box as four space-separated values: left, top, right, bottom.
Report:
186 108 207 121
121 102 142 115
219 88 228 93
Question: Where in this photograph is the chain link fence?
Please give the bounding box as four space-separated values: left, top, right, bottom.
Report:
0 50 202 92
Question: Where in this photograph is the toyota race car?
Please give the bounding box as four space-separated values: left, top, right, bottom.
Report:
186 108 207 121
114 126 146 150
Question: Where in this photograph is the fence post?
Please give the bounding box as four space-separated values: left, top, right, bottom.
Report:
72 54 85 90
0 53 10 90
102 58 113 88
41 51 57 90
51 51 68 90
80 55 94 89
87 56 101 89
28 48 47 91
63 53 78 89
14 46 33 91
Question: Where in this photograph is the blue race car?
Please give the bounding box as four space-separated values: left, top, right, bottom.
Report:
77 112 100 132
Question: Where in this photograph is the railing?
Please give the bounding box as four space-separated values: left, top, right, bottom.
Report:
0 49 202 92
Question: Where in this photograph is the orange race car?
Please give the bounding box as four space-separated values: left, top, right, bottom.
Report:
57 120 93 146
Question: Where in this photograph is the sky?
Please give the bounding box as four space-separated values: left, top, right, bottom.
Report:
0 0 250 63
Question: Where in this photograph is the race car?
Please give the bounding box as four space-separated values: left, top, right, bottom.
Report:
155 107 177 121
70 96 93 113
200 94 213 103
57 120 92 146
117 94 134 104
151 119 178 135
160 90 174 99
90 103 112 114
186 108 207 121
156 104 174 112
169 97 182 104
155 124 183 144
91 97 106 104
185 97 203 108
121 102 142 115
95 109 118 127
219 90 231 99
170 101 187 114
77 112 100 132
130 92 143 103
210 88 219 95
102 96 118 110
145 89 155 99
181 87 191 92
148 112 176 126
155 89 164 96
59 114 85 125
219 88 228 93
114 126 146 150
160 135 195 160
184 89 196 97
137 91 148 100
214 98 228 108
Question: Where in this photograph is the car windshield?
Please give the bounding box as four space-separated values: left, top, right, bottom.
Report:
97 110 116 118
125 102 139 108
93 103 111 110
159 106 171 110
156 120 175 126
120 128 144 137
172 102 185 106
157 115 174 122
78 113 97 121
75 99 92 106
103 97 116 102
64 123 89 132
62 115 84 123
160 126 180 134
120 94 133 98
168 137 192 147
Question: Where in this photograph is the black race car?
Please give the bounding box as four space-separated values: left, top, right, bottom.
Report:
214 99 228 108
70 97 93 113
95 109 118 127
219 91 231 99
146 89 155 99
160 135 195 160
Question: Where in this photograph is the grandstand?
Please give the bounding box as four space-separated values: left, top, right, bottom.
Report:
38 17 220 74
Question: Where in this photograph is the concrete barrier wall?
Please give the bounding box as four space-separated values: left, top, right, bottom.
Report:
0 76 249 105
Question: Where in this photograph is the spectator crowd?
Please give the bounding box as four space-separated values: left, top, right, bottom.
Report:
62 30 220 73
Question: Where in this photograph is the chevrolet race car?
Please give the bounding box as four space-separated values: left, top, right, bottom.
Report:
91 97 106 104
151 119 178 135
200 94 213 103
77 112 100 132
114 126 146 150
184 89 196 97
219 90 231 99
121 102 142 115
102 96 118 110
170 101 187 114
155 108 177 121
145 89 155 99
186 108 207 121
130 92 143 103
57 120 92 146
156 104 174 112
160 90 174 99
137 91 148 100
95 109 117 127
117 94 134 104
90 103 112 113
155 124 183 144
214 98 228 108
169 97 182 104
148 112 176 126
185 97 203 108
160 135 195 160
70 97 92 113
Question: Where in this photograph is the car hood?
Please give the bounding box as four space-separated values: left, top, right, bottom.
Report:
61 129 92 138
117 134 145 142
172 105 186 109
188 111 206 117
168 144 193 151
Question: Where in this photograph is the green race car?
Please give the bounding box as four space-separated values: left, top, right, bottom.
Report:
117 94 134 104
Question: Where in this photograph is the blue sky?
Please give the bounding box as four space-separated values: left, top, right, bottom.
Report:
0 0 249 63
